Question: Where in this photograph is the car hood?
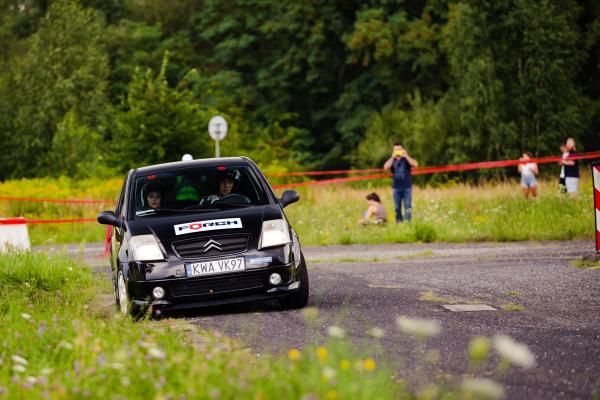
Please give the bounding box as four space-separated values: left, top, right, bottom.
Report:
126 205 284 249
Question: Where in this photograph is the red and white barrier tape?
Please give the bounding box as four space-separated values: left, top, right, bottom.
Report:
0 195 112 204
272 151 600 189
593 163 600 253
0 217 96 225
268 151 600 178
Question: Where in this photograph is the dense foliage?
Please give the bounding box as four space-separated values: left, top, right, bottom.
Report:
0 0 598 179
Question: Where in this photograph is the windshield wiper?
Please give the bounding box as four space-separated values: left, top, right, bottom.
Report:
136 209 159 216
135 208 184 216
217 201 251 208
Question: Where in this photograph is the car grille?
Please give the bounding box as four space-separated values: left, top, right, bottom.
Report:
170 273 264 297
172 234 249 259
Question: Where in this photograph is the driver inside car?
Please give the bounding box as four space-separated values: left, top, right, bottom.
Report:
198 169 241 206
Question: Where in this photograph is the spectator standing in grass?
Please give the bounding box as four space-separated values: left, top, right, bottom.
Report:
561 137 580 198
359 192 387 225
383 143 418 223
518 151 539 199
558 144 568 194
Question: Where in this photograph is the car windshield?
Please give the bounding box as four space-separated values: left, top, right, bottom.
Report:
133 165 269 217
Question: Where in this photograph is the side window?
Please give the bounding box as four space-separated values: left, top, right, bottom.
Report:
115 174 129 218
115 183 125 215
120 174 131 219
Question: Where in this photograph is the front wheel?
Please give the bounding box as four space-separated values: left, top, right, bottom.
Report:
279 256 309 310
117 270 131 315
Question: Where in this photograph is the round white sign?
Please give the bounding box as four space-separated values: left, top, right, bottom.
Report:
208 115 228 141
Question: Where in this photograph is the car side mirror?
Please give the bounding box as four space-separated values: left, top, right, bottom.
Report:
97 210 122 227
279 190 300 208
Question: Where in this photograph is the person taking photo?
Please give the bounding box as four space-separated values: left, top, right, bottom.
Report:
383 143 418 223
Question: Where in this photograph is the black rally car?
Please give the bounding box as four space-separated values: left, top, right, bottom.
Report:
97 157 309 316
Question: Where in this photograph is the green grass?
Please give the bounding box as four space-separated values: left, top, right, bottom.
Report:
419 291 457 304
283 175 595 246
500 303 526 311
418 291 482 305
0 177 121 246
0 174 595 246
570 258 600 270
505 290 522 297
0 251 404 399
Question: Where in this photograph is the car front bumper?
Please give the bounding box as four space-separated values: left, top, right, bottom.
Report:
128 262 302 311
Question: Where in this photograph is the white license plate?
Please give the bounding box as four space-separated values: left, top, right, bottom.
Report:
186 257 245 277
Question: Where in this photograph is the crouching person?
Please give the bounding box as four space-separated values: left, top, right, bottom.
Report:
359 193 387 225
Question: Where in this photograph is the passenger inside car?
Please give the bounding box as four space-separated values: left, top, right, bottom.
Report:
142 182 164 210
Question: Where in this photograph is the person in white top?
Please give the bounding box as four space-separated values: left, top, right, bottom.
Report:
558 144 568 194
518 151 539 199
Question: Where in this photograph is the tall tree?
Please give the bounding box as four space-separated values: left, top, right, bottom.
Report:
442 0 587 160
0 0 109 178
111 54 213 170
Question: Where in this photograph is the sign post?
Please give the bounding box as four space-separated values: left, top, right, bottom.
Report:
593 162 600 254
208 116 228 158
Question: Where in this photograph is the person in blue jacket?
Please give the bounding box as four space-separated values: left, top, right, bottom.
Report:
383 143 419 223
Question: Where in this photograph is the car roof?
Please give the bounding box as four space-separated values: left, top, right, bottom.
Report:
135 157 253 175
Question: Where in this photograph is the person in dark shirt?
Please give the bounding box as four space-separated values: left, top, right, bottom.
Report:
383 143 419 222
560 138 579 197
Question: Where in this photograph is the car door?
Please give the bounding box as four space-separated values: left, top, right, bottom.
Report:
111 172 131 270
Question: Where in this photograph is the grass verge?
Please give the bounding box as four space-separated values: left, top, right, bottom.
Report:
571 259 600 270
500 303 526 311
0 251 405 398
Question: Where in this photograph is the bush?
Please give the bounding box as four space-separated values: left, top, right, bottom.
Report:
411 221 438 243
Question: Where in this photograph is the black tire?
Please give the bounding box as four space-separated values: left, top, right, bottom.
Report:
279 256 309 310
116 270 131 316
112 273 120 310
116 270 145 319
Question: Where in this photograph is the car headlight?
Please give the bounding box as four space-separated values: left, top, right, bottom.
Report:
129 235 164 261
258 219 291 249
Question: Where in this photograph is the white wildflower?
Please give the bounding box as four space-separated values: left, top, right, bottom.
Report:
367 327 385 339
322 366 336 381
11 365 26 373
148 348 166 360
326 325 345 338
396 316 441 338
108 362 124 370
493 335 536 369
461 378 505 399
58 341 73 350
11 355 28 366
20 313 32 320
40 368 53 376
25 376 37 384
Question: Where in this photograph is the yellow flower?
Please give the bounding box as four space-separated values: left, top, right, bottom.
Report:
363 358 376 371
316 347 328 362
339 359 351 370
326 389 338 399
288 348 301 361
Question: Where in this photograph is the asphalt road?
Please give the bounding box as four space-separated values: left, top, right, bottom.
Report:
67 240 600 399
